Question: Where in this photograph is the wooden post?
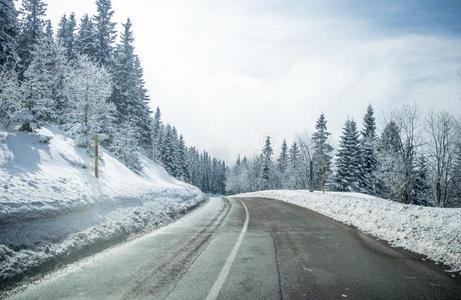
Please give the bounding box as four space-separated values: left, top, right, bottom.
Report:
309 160 313 192
94 134 99 178
322 161 326 193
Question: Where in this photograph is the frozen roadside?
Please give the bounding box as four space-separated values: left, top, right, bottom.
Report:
0 126 206 291
232 190 461 274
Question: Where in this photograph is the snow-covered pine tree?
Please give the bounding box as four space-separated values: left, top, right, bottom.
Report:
111 120 142 171
335 119 361 191
217 160 227 194
111 18 136 117
288 142 304 189
176 135 188 181
210 158 220 193
76 14 97 58
312 113 333 190
186 146 200 186
44 20 53 42
410 154 431 206
160 125 177 176
64 54 116 154
0 0 20 69
57 13 77 61
359 104 378 194
226 156 241 194
260 136 274 190
170 126 181 178
375 120 403 200
133 55 153 156
0 69 22 128
250 155 264 191
199 151 212 192
152 106 162 162
20 35 58 131
17 0 47 78
111 19 153 156
239 156 251 192
57 14 67 41
277 140 288 188
93 0 116 66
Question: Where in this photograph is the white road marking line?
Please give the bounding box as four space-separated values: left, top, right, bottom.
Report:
206 199 249 300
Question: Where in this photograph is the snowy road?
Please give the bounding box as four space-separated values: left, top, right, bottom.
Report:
6 197 461 299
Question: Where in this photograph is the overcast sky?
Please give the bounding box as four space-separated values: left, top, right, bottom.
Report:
36 0 461 163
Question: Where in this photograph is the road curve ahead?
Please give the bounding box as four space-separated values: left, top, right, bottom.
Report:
6 197 461 300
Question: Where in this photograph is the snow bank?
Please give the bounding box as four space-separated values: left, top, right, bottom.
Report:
0 126 205 287
233 190 461 273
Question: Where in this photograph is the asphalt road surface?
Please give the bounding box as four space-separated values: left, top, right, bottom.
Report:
6 197 461 299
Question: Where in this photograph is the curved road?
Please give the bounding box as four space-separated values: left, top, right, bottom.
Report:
6 197 461 299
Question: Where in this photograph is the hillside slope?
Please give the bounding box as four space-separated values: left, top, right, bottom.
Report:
0 126 205 287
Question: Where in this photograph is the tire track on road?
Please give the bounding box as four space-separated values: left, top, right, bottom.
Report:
124 198 231 299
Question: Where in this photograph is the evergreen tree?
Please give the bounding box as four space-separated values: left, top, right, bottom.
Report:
312 113 333 190
160 125 177 176
133 55 153 155
335 119 361 191
261 136 274 190
376 120 403 200
57 13 77 60
112 120 141 171
170 126 181 178
56 14 67 44
0 0 20 69
277 140 289 188
226 156 241 194
359 104 378 194
44 20 53 42
112 19 153 156
288 142 303 189
76 14 97 57
186 146 200 186
176 135 188 181
17 0 47 77
152 106 162 161
277 140 288 174
379 120 401 153
410 154 431 206
20 36 57 131
93 0 116 66
0 69 22 128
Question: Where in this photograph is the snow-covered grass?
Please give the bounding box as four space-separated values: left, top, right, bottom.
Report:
233 190 461 273
0 126 205 287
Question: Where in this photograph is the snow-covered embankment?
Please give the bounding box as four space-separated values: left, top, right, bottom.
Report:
233 190 461 273
0 126 206 287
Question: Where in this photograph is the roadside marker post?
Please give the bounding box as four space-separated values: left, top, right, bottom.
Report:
95 134 99 178
322 161 326 193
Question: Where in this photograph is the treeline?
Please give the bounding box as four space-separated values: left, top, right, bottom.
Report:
0 0 225 194
226 104 461 207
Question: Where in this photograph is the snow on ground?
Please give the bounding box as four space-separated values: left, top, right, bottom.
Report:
0 126 206 286
233 190 461 273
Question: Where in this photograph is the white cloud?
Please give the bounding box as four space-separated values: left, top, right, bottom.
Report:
41 0 461 163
